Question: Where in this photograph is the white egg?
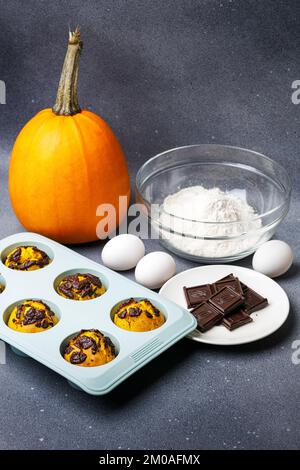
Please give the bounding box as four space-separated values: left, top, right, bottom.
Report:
252 240 293 278
135 251 176 289
101 234 145 271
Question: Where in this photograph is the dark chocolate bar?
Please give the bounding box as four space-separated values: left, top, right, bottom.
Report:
183 284 215 308
208 286 244 315
191 302 223 332
243 288 268 314
222 308 253 331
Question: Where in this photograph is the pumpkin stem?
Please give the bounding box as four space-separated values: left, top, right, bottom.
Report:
53 27 83 116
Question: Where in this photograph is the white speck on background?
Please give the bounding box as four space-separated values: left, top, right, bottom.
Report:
40 409 44 413
39 438 44 442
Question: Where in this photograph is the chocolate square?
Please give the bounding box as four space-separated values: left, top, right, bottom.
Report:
222 308 253 331
183 284 215 308
208 286 244 315
191 302 223 332
214 277 244 297
243 288 268 314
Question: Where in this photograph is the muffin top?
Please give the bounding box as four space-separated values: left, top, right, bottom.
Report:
64 329 116 367
114 298 165 332
8 300 58 333
4 246 50 271
57 273 105 300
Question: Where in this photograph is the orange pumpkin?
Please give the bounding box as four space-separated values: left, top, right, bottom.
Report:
9 28 130 244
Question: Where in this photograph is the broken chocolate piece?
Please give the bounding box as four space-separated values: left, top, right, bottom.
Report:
10 247 21 262
208 286 243 315
222 308 253 331
85 273 102 288
129 307 142 317
118 310 127 319
74 335 95 350
64 346 73 355
243 288 268 314
153 307 160 317
41 319 49 329
183 284 216 308
191 302 223 332
145 310 153 318
69 351 87 365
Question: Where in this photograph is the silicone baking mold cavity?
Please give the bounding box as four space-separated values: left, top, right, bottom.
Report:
0 232 196 395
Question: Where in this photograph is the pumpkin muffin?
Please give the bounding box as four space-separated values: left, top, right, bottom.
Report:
4 246 50 271
56 273 105 300
64 329 116 367
8 300 59 333
113 298 165 332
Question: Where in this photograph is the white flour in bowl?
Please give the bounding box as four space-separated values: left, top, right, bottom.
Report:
160 186 262 258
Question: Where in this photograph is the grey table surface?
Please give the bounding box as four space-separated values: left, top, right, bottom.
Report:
0 0 300 450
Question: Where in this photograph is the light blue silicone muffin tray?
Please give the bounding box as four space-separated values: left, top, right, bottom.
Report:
0 232 196 395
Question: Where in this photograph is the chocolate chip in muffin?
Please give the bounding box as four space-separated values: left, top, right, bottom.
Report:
129 307 142 317
23 308 46 326
74 335 95 350
59 284 74 299
16 305 23 319
85 273 102 288
10 247 21 262
80 286 94 298
64 346 74 355
145 311 153 318
118 310 127 319
41 319 49 329
70 351 87 365
153 308 160 317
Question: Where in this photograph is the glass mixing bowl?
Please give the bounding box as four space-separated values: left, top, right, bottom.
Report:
135 144 291 263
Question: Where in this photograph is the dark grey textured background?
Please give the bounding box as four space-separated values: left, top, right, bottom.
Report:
0 0 300 450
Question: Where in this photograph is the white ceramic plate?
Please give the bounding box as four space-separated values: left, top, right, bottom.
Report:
159 265 290 345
